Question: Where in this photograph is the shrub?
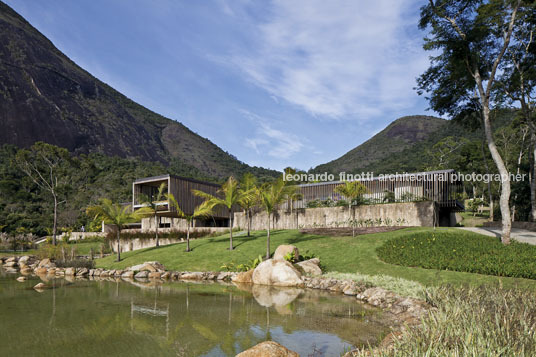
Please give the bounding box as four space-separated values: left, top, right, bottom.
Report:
377 231 536 279
324 272 427 299
355 285 536 356
55 259 95 269
221 255 263 272
105 229 216 241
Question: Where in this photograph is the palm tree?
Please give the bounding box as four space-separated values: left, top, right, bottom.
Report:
166 193 214 252
334 181 367 238
258 178 295 259
86 199 141 262
138 182 167 247
238 173 258 237
193 176 248 251
287 187 303 229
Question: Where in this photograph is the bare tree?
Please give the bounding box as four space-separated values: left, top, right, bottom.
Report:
15 142 70 245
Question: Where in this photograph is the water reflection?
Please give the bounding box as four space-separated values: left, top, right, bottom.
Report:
0 272 388 356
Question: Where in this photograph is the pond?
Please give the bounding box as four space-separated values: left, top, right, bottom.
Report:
0 270 389 356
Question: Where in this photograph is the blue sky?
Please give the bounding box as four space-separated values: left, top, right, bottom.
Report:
6 0 437 171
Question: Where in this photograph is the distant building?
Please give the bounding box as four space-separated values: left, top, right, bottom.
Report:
287 169 464 226
132 174 231 231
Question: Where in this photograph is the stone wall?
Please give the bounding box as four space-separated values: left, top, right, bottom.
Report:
57 231 106 241
233 201 437 230
111 227 231 253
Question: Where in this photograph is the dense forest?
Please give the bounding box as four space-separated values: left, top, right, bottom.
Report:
0 144 276 236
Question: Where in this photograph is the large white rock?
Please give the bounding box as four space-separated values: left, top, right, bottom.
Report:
128 261 165 272
237 341 299 357
295 258 322 276
273 245 299 261
252 259 303 287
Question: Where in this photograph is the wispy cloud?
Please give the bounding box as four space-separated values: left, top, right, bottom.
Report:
228 0 427 119
240 110 305 159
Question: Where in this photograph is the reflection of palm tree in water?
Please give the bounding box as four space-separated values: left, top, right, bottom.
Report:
265 307 271 341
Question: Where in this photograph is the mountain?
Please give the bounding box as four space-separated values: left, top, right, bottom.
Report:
0 2 277 180
313 115 481 175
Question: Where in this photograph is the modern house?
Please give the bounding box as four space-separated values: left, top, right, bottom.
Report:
292 169 464 220
132 174 231 230
234 169 464 229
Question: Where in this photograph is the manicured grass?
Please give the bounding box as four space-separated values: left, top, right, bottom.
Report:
96 228 536 289
458 211 489 227
377 230 536 279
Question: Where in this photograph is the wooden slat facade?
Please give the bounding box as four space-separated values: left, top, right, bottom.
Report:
132 175 229 218
284 169 463 211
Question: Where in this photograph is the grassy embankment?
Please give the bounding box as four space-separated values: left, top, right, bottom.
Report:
96 227 536 290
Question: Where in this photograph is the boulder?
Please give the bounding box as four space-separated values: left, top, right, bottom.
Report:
5 257 16 263
3 261 18 268
38 258 51 268
161 271 170 279
76 268 89 276
232 269 254 284
18 255 31 264
273 245 299 261
121 271 134 279
295 258 322 276
33 282 47 290
134 271 149 279
148 272 162 279
236 341 299 357
16 276 27 282
252 259 303 287
20 267 33 275
129 261 165 272
357 287 398 306
216 272 232 280
65 267 75 276
180 272 204 280
34 267 47 275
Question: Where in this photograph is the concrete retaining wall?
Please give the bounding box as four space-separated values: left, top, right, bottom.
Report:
233 201 436 230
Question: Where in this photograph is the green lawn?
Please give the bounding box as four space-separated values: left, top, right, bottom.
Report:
96 228 536 289
458 210 490 227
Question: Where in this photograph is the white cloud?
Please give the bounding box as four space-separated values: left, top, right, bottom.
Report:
240 110 305 159
229 0 427 119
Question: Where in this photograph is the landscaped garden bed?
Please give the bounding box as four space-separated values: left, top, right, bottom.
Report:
300 226 408 236
377 231 536 279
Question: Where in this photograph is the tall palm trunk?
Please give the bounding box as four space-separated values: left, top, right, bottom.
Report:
116 229 121 262
229 209 233 251
154 214 159 247
349 203 355 238
186 221 190 252
246 209 251 237
266 212 271 259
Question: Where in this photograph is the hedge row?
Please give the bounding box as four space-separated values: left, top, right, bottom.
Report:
377 231 536 280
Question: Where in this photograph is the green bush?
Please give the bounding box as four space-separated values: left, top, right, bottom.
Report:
377 231 536 279
355 285 536 356
105 229 216 241
55 259 95 269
